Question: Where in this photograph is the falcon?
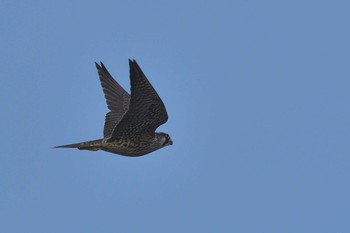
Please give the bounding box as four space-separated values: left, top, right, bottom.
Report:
54 59 172 156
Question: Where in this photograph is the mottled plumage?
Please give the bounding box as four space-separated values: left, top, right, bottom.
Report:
54 59 172 156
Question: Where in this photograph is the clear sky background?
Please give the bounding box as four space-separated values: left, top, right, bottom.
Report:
1 0 350 232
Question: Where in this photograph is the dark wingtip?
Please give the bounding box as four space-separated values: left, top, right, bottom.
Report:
129 59 134 70
95 62 102 69
100 62 106 70
129 59 140 69
95 61 107 69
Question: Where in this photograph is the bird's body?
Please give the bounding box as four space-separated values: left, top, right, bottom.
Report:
56 133 171 156
54 59 172 157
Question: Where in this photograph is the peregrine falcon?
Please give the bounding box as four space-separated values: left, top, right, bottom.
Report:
54 59 172 156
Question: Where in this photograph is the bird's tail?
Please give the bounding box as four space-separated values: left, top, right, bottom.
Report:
53 139 103 151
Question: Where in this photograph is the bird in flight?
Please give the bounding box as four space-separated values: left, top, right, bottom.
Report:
54 59 172 156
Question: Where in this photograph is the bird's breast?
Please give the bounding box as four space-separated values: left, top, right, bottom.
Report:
100 138 158 156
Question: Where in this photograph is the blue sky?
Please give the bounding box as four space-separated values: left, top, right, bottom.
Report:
1 0 350 232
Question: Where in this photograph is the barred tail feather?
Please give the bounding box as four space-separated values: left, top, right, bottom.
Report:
53 139 103 151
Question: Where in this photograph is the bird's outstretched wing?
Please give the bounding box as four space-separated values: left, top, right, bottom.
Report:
109 59 168 140
95 62 130 138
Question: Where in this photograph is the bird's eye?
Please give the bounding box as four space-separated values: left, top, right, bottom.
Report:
163 136 169 146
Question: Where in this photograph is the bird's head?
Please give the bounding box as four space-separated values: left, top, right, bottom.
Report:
155 132 173 147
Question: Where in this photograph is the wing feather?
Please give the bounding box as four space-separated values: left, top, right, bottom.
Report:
109 59 168 140
95 62 130 138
